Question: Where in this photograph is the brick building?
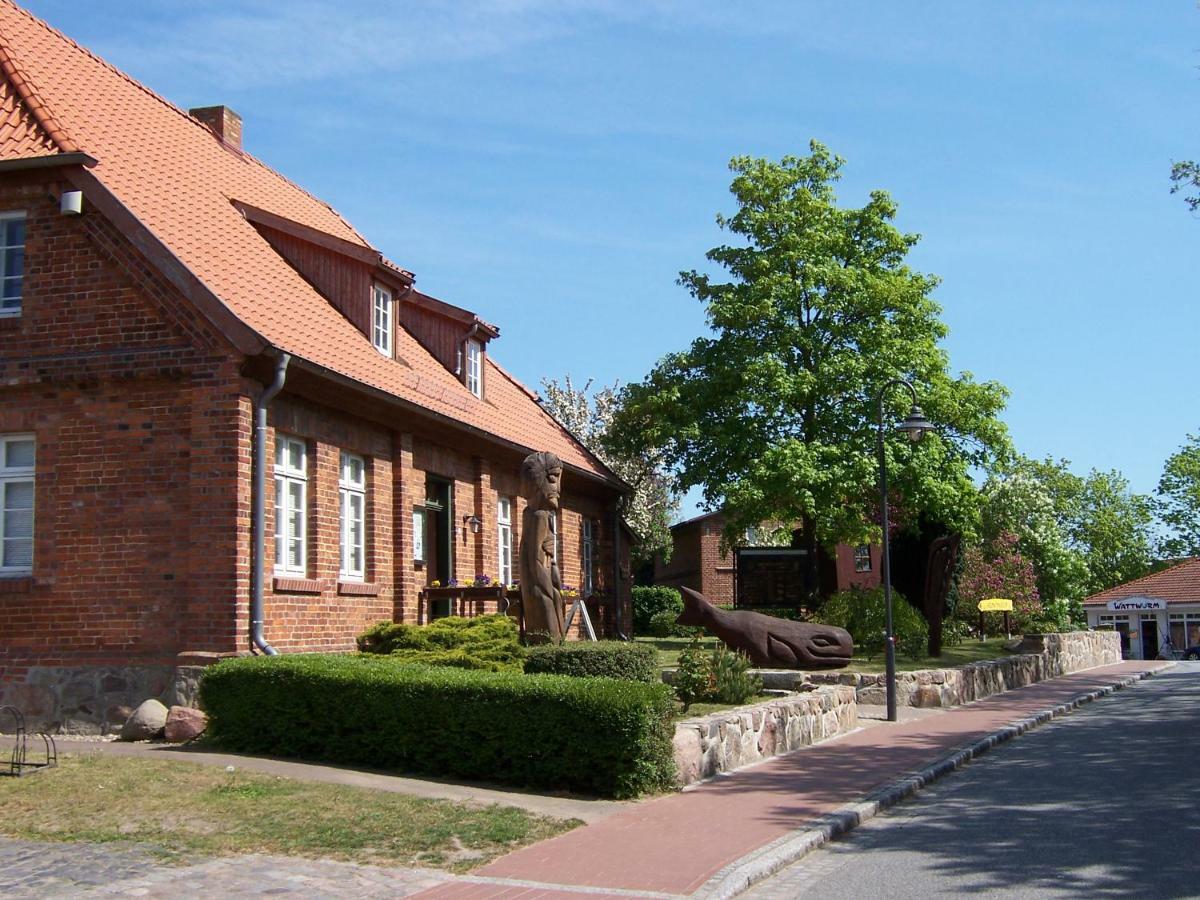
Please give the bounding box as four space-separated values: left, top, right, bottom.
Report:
0 2 630 732
653 511 880 607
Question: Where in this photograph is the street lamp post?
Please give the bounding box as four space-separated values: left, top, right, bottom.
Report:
876 379 936 722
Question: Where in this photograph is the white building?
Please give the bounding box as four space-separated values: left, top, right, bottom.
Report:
1083 558 1200 660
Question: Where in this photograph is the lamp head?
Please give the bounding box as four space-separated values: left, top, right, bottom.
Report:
898 405 935 443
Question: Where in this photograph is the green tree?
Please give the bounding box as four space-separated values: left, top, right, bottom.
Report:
1156 432 1200 558
611 146 1010 597
539 375 678 565
979 456 1088 602
1072 469 1155 595
1170 160 1200 212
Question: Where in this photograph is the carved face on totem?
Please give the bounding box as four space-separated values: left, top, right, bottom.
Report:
520 451 563 512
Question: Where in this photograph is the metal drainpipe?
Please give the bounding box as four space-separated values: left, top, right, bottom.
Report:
250 353 290 656
612 505 628 640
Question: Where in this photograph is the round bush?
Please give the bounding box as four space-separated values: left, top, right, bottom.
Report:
815 587 928 661
633 586 683 634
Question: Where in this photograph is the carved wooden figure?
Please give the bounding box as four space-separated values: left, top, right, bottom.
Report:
518 451 566 643
677 587 854 669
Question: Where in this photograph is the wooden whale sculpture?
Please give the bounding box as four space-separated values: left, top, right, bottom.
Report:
676 587 854 669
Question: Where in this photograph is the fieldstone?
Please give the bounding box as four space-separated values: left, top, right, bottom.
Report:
119 699 169 741
914 685 943 707
164 706 207 743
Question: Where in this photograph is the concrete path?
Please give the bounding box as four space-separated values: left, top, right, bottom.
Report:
52 740 628 824
411 661 1168 899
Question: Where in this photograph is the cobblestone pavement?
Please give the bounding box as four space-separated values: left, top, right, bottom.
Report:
0 838 450 898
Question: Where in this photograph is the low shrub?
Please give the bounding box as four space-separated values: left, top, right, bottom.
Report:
524 641 658 683
200 654 676 799
814 587 929 662
941 616 976 647
356 615 525 672
672 634 762 711
674 635 715 712
710 645 763 705
632 586 682 634
647 609 681 637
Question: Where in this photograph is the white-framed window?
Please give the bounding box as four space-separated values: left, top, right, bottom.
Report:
854 545 872 573
549 511 559 566
1169 613 1200 650
497 496 514 585
372 284 393 357
0 212 25 318
465 339 482 397
0 434 34 574
582 518 596 595
412 507 426 564
273 434 307 575
339 451 366 580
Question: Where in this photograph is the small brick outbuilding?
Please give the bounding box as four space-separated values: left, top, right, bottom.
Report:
0 3 630 731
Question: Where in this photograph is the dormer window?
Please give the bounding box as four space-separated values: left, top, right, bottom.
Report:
372 284 392 357
465 339 482 398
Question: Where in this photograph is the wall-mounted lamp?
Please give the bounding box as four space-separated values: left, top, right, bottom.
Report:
463 514 482 535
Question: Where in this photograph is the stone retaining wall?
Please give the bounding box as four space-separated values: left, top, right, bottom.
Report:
0 665 175 735
672 685 857 787
803 630 1122 708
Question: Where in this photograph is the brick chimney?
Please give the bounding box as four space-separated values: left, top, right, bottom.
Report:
189 105 242 150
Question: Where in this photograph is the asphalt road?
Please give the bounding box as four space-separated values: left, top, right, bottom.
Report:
744 662 1200 899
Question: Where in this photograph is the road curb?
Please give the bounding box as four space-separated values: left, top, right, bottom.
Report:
695 665 1170 899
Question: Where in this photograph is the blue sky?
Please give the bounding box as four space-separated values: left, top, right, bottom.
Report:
26 1 1200 517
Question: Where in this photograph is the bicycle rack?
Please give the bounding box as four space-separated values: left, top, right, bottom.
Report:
0 705 57 777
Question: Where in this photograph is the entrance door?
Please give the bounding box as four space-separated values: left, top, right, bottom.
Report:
425 479 453 619
1114 622 1131 659
1140 617 1158 661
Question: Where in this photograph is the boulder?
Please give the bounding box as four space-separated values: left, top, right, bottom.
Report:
163 706 208 743
119 699 168 741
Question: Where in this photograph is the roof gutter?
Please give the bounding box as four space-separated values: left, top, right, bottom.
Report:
250 352 290 656
287 355 625 491
0 152 97 173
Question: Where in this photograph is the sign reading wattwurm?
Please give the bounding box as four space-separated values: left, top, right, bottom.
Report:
1106 596 1167 611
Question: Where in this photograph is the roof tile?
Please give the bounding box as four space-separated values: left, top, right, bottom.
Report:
0 1 610 481
1082 557 1200 605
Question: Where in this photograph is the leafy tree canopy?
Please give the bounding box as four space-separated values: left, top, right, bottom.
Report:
980 456 1088 602
980 455 1155 600
610 145 1011 560
1170 160 1200 212
1072 469 1155 595
1156 432 1200 559
539 375 678 565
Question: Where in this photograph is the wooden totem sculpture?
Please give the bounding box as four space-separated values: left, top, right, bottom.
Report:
519 451 565 643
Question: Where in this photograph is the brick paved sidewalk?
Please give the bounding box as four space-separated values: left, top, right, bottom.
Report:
413 661 1167 899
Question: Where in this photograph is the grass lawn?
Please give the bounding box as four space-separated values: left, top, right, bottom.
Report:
0 754 577 872
638 635 1015 674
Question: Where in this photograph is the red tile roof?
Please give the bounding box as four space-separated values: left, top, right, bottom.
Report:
0 1 612 483
1082 557 1200 606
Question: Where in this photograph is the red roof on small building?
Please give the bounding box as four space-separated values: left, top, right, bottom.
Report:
0 1 613 483
1082 558 1200 606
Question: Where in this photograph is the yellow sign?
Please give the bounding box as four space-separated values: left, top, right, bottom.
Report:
978 598 1014 612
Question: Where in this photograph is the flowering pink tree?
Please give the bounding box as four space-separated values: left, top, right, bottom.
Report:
957 532 1042 632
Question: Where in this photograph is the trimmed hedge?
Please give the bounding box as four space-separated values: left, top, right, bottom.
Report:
356 615 525 672
199 654 676 799
524 641 658 683
632 586 682 634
